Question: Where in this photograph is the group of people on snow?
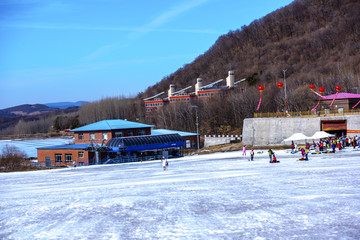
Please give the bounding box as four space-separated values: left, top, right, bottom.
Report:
268 149 279 163
243 135 359 163
293 135 359 156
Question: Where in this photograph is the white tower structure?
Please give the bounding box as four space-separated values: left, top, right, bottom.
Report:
168 84 175 97
226 70 235 88
195 75 203 95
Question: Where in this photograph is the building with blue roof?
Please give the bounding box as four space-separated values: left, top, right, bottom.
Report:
37 119 199 167
71 119 154 145
151 129 199 137
71 119 154 132
152 129 199 149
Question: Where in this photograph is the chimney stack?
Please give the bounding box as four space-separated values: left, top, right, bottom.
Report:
226 70 235 88
168 84 175 97
195 75 203 95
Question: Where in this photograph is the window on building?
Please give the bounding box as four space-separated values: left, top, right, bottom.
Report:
65 154 72 163
55 154 62 163
102 133 108 140
78 152 84 158
138 129 146 136
90 133 95 139
115 131 123 138
127 130 133 136
78 133 83 140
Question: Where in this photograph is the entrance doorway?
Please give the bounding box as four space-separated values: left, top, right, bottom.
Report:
321 120 347 136
45 157 51 166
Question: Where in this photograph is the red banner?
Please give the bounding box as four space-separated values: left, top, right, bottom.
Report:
347 130 360 133
256 92 262 111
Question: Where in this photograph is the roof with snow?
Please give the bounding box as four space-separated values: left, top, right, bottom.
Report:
151 129 199 136
321 92 360 100
71 119 154 132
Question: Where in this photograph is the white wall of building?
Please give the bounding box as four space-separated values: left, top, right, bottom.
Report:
242 115 360 146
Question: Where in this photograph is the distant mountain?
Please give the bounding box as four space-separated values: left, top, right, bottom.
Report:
0 104 57 117
0 104 81 132
44 101 88 109
0 102 87 131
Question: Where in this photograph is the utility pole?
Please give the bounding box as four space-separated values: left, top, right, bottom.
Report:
283 69 288 112
192 105 200 152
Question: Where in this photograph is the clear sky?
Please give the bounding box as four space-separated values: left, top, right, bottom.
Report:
0 0 293 109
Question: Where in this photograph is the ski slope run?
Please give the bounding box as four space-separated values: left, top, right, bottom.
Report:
1 148 360 239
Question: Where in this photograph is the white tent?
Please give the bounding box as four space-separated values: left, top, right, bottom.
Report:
283 133 310 142
309 131 335 139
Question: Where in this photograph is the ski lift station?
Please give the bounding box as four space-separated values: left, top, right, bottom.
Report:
37 119 199 167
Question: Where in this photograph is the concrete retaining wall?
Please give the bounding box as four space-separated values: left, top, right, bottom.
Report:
242 115 360 146
204 135 241 147
346 115 360 137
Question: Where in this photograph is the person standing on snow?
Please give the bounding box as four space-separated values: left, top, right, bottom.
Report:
250 149 255 161
301 148 305 159
305 148 309 161
332 142 336 152
162 157 168 171
242 145 247 156
268 149 274 162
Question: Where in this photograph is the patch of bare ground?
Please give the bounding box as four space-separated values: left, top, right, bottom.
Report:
199 143 291 155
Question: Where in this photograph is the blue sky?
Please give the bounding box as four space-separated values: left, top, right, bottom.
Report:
0 0 293 109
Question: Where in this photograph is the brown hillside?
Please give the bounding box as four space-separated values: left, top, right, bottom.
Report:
141 0 360 102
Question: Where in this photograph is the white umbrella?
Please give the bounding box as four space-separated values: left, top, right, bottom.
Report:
309 131 334 139
283 133 310 142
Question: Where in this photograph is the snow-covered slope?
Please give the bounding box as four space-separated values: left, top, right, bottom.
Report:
1 148 360 239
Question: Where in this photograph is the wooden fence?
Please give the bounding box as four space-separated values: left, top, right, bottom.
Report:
254 109 360 118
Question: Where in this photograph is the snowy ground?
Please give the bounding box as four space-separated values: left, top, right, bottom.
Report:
1 148 360 239
0 138 74 158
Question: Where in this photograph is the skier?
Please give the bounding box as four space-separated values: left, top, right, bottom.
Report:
250 148 254 161
300 148 305 160
268 149 274 162
272 154 279 163
291 141 295 154
162 157 168 171
242 145 247 156
332 142 336 152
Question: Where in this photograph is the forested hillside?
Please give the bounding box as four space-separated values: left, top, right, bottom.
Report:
3 0 359 136
138 0 360 134
144 0 359 98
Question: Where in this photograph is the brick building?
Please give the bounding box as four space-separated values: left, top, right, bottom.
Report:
37 119 199 167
